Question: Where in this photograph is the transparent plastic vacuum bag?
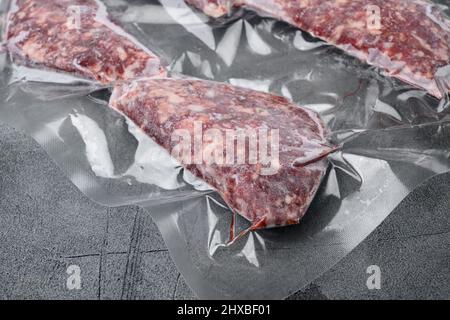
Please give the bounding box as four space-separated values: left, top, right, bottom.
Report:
0 0 450 299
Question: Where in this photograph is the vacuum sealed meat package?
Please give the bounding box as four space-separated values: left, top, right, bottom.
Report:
186 0 450 98
4 0 166 83
110 78 337 230
1 0 450 299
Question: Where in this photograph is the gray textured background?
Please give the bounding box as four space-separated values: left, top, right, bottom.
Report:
0 121 449 300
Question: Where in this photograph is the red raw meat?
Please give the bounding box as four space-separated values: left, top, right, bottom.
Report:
185 0 233 17
186 0 450 98
5 0 166 83
110 78 335 229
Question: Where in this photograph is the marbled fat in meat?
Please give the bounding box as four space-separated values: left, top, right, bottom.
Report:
186 0 450 98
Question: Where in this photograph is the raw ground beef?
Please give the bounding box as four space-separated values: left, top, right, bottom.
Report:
186 0 450 98
5 0 166 83
110 78 336 229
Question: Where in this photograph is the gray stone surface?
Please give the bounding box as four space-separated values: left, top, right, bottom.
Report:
0 122 449 300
